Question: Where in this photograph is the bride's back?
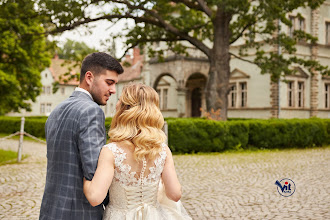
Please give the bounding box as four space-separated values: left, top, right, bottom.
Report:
104 141 167 213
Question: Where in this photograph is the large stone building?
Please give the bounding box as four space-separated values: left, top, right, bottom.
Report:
8 1 330 119
133 1 330 119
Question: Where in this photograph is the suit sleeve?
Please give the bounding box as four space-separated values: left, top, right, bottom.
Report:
78 105 106 180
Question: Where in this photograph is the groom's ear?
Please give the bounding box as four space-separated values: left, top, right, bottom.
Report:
85 71 94 86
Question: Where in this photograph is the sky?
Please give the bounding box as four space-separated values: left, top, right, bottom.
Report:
51 20 124 58
50 4 132 58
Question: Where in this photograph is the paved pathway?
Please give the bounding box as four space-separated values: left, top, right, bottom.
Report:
0 139 329 219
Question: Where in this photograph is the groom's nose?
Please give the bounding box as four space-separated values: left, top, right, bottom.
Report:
109 84 116 94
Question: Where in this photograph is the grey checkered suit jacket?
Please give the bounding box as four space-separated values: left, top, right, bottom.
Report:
40 91 106 220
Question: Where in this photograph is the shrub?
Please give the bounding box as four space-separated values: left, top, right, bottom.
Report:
0 117 47 138
248 119 327 149
0 116 329 153
167 119 249 153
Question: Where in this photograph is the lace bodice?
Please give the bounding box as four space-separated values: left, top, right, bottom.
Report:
102 142 191 220
103 143 167 210
104 142 167 187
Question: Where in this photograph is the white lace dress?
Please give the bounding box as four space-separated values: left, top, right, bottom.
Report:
102 143 191 220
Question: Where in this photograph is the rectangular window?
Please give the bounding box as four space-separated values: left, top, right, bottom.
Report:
42 86 45 94
289 16 295 37
298 18 305 31
228 84 237 107
156 89 161 109
163 89 168 110
326 22 330 45
46 103 52 113
40 103 45 114
240 82 247 107
326 84 330 109
297 82 304 107
46 86 51 95
288 81 295 107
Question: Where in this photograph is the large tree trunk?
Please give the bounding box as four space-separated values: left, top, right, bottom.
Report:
205 9 231 121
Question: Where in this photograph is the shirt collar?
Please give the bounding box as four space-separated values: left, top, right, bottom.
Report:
75 87 93 100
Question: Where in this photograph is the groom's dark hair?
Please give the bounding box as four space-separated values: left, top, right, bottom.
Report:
80 52 124 82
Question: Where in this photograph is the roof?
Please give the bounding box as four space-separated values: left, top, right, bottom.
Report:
118 48 144 82
48 48 144 85
49 58 80 86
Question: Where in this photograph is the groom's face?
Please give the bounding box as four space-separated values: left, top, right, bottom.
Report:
90 70 119 105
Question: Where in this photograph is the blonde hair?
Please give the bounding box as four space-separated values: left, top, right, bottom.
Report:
109 83 167 161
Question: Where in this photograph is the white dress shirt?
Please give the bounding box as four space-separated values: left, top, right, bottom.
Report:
75 87 93 100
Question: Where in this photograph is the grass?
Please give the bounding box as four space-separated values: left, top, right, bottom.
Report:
0 132 46 142
172 145 330 156
0 149 28 165
0 133 32 165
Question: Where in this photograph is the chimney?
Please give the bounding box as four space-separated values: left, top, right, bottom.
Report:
133 47 141 65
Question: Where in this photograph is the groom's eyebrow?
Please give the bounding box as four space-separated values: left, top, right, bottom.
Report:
106 79 117 84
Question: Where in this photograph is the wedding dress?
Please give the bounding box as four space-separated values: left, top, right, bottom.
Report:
102 143 191 220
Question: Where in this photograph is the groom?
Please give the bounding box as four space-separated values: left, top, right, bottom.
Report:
39 52 123 219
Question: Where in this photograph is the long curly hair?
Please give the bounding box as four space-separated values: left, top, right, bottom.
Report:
109 83 166 161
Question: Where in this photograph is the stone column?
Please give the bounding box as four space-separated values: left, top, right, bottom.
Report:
177 79 187 117
270 81 279 118
310 9 320 117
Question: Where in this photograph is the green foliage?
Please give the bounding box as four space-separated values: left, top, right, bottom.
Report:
0 149 17 165
248 119 328 149
168 118 329 153
58 39 96 61
52 39 96 93
36 0 330 120
167 119 250 153
0 116 47 138
0 117 329 153
0 0 52 115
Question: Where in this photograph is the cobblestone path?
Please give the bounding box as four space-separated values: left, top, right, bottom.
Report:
0 139 329 219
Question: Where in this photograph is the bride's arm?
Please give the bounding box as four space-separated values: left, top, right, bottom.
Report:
161 145 182 202
83 147 114 207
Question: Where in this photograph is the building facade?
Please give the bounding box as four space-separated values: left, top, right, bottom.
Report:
136 1 330 119
7 1 330 119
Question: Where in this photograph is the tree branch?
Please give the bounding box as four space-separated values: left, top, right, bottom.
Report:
119 36 186 60
229 8 262 45
46 14 160 35
47 0 211 58
196 0 213 18
230 52 258 65
170 0 203 12
110 0 211 57
230 22 254 45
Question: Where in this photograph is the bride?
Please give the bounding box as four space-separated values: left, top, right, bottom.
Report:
83 83 191 220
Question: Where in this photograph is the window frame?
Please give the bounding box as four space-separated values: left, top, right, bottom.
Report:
325 83 330 109
287 81 295 107
40 103 45 114
326 21 330 45
227 81 247 108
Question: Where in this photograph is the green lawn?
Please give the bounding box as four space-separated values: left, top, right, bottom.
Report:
0 133 31 165
0 133 46 142
0 149 18 165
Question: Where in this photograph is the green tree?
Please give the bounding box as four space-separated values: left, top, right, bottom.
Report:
58 39 96 61
0 0 51 115
44 0 330 120
52 39 96 93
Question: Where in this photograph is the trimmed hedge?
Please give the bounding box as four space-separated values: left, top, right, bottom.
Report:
167 118 329 153
0 116 329 152
167 119 249 152
0 117 47 138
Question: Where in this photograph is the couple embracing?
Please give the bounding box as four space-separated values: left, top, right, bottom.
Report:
39 52 191 220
